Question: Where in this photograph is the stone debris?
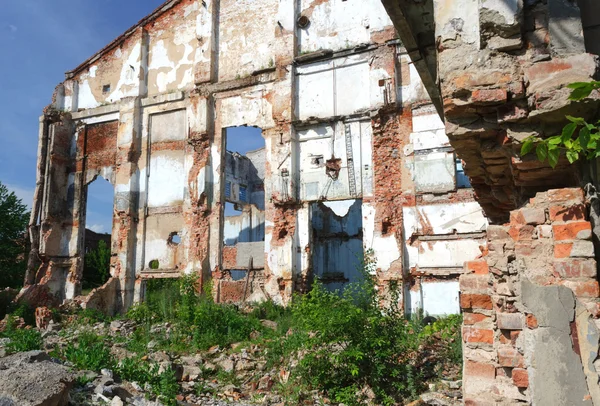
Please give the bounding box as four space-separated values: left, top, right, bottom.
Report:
0 318 461 406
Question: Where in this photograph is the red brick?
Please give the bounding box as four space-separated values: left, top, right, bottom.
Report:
512 368 529 388
464 360 496 380
498 347 525 368
466 260 489 275
499 330 520 345
461 294 493 310
222 246 238 269
460 274 490 293
554 243 572 258
547 188 584 203
523 208 546 225
464 313 489 325
463 327 494 344
497 312 523 330
508 225 535 241
549 204 586 222
553 259 597 278
562 280 600 298
526 314 538 329
471 89 508 105
487 225 510 241
552 221 591 241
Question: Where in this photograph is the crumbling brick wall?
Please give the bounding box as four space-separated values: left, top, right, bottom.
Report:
461 188 600 404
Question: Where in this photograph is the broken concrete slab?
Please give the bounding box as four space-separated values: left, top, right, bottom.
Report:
0 351 76 406
521 279 592 405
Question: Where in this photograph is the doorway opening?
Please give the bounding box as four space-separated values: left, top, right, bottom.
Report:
82 176 114 294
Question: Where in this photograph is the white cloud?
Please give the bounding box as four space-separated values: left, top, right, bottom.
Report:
8 24 17 33
88 224 105 233
5 183 34 208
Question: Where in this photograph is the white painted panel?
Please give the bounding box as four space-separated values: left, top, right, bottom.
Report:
412 113 445 133
411 281 460 316
360 122 373 196
418 203 488 234
144 213 184 270
411 129 450 151
417 239 482 268
297 60 335 120
150 110 186 142
147 151 185 207
335 60 371 116
297 124 334 141
414 152 455 193
299 0 392 53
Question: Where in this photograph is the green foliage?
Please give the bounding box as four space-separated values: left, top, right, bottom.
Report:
285 281 427 404
191 296 261 350
1 322 42 354
62 331 114 371
0 181 30 289
115 357 178 405
83 239 111 289
520 81 600 167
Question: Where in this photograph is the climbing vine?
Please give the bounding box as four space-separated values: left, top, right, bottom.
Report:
520 81 600 167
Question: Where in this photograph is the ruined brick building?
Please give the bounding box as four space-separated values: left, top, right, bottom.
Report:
23 0 487 317
381 0 600 404
20 0 600 403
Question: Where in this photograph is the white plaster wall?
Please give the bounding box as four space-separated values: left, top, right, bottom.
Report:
417 239 482 268
299 0 392 53
147 151 186 207
363 202 401 272
413 152 456 193
403 202 488 236
298 120 371 201
219 89 276 130
434 0 481 46
410 281 461 316
297 53 388 120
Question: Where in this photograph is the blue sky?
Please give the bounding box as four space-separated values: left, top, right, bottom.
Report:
0 0 165 233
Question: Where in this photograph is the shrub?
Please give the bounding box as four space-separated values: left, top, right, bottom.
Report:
276 278 459 405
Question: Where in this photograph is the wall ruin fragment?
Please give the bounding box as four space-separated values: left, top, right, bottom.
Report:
23 0 487 317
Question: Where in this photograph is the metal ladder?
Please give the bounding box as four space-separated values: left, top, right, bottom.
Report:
345 124 357 197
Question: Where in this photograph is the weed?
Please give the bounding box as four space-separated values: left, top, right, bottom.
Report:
2 327 42 354
62 331 113 371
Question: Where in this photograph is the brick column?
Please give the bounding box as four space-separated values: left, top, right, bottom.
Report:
461 187 600 404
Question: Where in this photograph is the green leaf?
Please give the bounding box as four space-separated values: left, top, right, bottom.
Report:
567 82 594 90
536 143 548 162
566 150 579 164
579 126 591 150
548 136 562 145
561 122 578 142
569 87 594 101
548 148 560 168
566 115 586 125
520 138 535 155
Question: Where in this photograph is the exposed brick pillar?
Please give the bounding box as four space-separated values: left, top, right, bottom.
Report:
461 187 600 404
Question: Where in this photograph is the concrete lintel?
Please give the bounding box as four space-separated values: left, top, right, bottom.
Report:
71 104 121 120
141 90 185 107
